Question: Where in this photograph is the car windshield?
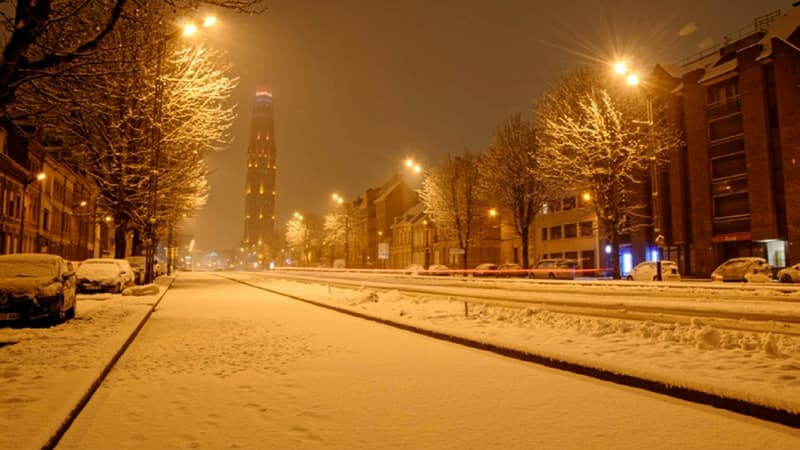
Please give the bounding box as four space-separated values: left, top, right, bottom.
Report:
0 260 58 278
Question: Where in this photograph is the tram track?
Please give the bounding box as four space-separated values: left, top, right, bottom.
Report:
249 270 800 336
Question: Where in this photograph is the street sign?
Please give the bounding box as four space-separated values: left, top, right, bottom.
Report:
378 243 389 260
449 247 465 255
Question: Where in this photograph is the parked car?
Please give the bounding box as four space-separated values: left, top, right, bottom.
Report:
76 258 135 293
530 259 577 279
127 256 146 284
626 261 681 282
425 264 451 276
405 264 424 275
777 263 800 284
0 253 77 324
472 263 498 277
710 257 772 282
497 262 524 277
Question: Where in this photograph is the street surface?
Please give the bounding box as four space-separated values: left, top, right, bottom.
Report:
58 272 800 449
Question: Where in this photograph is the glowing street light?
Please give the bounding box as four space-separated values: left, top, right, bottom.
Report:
404 158 422 174
613 61 628 75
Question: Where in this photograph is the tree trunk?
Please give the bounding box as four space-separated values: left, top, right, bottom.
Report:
520 224 530 269
114 222 127 259
610 230 621 280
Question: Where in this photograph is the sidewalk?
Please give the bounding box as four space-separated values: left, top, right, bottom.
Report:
0 277 174 450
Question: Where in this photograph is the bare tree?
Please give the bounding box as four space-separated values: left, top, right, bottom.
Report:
323 200 365 267
535 66 681 279
285 213 322 267
478 113 555 269
0 0 263 122
420 152 485 270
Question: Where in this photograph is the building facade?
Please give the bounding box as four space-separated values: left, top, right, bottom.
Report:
242 91 277 267
656 7 800 276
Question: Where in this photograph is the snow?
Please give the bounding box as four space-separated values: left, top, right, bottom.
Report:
2 272 800 449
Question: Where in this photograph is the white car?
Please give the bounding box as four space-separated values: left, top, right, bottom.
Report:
777 263 800 284
626 261 681 282
710 257 772 282
76 258 135 293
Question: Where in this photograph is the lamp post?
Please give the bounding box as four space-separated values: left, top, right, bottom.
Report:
17 172 46 253
422 219 431 269
145 16 216 283
614 61 665 281
332 193 349 268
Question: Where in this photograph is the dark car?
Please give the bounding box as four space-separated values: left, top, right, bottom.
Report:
0 253 77 325
530 258 578 279
497 262 524 278
472 263 498 277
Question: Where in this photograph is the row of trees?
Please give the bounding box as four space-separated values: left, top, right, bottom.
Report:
422 66 681 278
286 65 682 278
1 0 263 257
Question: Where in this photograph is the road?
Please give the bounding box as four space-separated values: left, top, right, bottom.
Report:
57 272 800 449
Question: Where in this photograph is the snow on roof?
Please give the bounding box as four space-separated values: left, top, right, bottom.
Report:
664 7 800 88
753 6 800 60
696 59 738 85
374 177 403 203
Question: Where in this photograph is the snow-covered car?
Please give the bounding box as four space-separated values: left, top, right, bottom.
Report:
626 261 681 282
425 264 451 276
777 263 800 284
530 259 577 279
76 258 135 293
710 257 772 282
0 253 77 324
404 264 424 275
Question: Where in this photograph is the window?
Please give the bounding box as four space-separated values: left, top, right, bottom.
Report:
711 155 746 179
579 221 594 237
565 251 578 260
564 223 577 239
563 197 576 210
549 225 562 240
541 228 548 241
43 209 50 231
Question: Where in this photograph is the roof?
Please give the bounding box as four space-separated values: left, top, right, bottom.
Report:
663 7 800 87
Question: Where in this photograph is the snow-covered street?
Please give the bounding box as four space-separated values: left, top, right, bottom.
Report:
2 272 800 449
6 272 793 449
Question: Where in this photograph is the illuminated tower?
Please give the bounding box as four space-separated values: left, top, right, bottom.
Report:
242 91 277 266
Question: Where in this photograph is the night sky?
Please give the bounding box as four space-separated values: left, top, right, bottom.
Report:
186 0 791 251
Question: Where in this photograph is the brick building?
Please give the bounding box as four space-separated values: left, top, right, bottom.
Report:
655 7 800 276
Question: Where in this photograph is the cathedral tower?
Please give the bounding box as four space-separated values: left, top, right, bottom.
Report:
242 91 276 267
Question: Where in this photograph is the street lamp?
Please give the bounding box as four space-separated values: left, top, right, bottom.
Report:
613 61 665 280
17 172 46 253
145 15 216 283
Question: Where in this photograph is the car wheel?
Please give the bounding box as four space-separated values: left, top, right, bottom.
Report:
548 273 556 279
49 296 64 326
65 300 76 320
626 275 633 281
781 274 793 283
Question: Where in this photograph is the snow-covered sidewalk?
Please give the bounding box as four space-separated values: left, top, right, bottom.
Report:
0 279 170 450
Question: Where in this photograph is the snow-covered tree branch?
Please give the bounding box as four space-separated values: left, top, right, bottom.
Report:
535 66 682 279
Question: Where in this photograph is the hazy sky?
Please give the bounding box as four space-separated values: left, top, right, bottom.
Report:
186 0 792 251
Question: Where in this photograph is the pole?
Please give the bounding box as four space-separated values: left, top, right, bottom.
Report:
145 38 166 284
647 97 663 281
17 181 30 253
